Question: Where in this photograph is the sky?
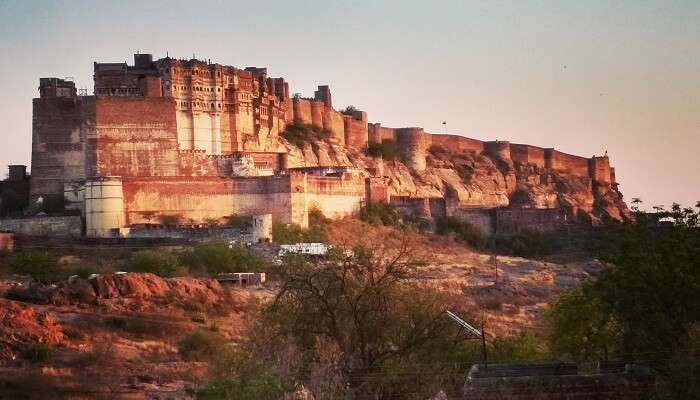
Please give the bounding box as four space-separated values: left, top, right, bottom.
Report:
0 0 698 209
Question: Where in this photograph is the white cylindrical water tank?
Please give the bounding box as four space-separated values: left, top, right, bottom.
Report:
84 176 125 238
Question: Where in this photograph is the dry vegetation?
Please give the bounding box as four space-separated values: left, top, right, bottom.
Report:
0 218 602 397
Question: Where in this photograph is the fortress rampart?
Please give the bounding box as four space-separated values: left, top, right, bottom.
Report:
396 128 430 172
430 134 485 154
21 52 621 238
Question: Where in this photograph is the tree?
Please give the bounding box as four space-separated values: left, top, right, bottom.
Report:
547 200 700 398
200 234 476 399
340 105 358 116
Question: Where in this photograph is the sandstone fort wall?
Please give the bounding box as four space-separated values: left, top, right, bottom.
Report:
546 149 589 176
589 156 612 184
94 97 180 177
31 96 94 201
510 144 546 168
121 173 365 228
310 101 324 130
343 114 368 149
0 215 82 238
292 98 313 125
430 134 485 154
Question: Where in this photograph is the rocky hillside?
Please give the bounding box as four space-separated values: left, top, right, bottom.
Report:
282 136 631 224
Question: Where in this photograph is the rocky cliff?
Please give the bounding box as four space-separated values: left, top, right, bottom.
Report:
282 136 631 224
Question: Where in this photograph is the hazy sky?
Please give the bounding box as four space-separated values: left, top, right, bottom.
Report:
0 0 698 208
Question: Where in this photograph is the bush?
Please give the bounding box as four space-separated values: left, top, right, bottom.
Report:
104 316 178 338
340 105 358 116
179 243 267 275
20 344 53 363
367 139 400 161
178 329 227 362
272 208 329 244
10 251 65 283
489 333 549 363
281 123 330 148
224 214 251 229
494 231 561 258
359 202 401 226
435 217 488 249
428 145 451 159
127 250 183 277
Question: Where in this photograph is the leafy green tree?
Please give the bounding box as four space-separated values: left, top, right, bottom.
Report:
199 236 478 398
272 208 329 244
180 243 267 275
128 250 182 277
10 251 65 283
547 201 700 398
359 202 401 227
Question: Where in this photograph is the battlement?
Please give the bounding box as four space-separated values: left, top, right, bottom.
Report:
39 77 77 98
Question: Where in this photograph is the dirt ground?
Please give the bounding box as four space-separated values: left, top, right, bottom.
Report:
0 219 600 398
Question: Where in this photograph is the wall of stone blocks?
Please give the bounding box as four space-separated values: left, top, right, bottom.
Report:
448 208 495 237
495 208 566 233
94 97 180 177
310 101 324 130
121 173 365 229
484 141 512 162
547 149 590 176
292 98 312 125
122 176 294 226
396 128 430 171
510 144 546 168
31 96 94 201
323 108 345 144
343 116 369 149
589 156 612 184
0 215 82 237
430 134 484 154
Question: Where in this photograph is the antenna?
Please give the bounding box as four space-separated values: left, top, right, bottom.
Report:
445 310 488 370
445 310 481 337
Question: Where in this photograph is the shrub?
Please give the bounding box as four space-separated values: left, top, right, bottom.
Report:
428 145 450 159
179 243 267 275
20 344 53 363
435 217 488 249
10 251 65 283
104 316 178 337
178 329 227 361
159 214 182 226
455 163 474 182
63 327 84 341
224 214 251 230
127 250 182 277
281 123 330 148
340 105 358 116
489 333 549 363
494 231 560 258
367 139 400 161
272 208 329 244
359 202 401 226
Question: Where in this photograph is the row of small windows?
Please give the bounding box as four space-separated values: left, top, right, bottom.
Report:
178 101 223 110
167 68 223 79
96 88 140 95
172 85 222 93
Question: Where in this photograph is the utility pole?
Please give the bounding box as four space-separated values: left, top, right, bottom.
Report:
481 319 488 370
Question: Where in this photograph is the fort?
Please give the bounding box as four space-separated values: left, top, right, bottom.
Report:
0 53 628 238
